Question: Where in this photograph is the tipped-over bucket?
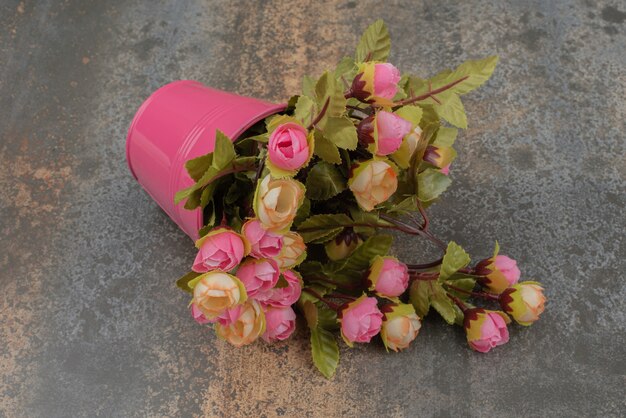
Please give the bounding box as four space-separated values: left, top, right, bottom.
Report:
126 80 285 240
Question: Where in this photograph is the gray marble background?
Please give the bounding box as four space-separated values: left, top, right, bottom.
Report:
1 1 624 417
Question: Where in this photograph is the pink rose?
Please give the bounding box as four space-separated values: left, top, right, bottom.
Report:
440 164 451 175
192 227 246 273
190 303 212 325
352 62 401 105
242 219 283 259
423 145 454 169
259 270 302 308
357 111 412 156
268 122 310 171
475 255 521 294
339 296 383 345
235 258 280 298
262 306 297 342
464 309 510 353
367 256 409 297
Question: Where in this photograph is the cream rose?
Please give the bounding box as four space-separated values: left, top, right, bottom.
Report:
348 159 398 211
275 231 306 269
215 300 265 347
192 272 247 319
254 174 305 231
380 304 422 352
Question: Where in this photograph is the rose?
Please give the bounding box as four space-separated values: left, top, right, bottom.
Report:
324 228 362 261
464 309 510 353
267 122 311 172
241 219 283 259
192 271 247 319
254 174 305 232
339 295 383 345
259 270 302 308
275 231 306 269
262 306 297 342
192 227 246 273
380 303 421 352
499 282 546 326
391 126 423 168
440 164 451 175
367 256 409 297
351 62 401 105
348 159 398 211
190 303 212 325
357 111 412 156
235 258 280 298
475 254 521 294
215 300 265 347
423 145 455 169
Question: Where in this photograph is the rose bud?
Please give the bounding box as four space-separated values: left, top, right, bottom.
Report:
215 300 266 347
254 174 305 232
235 258 280 298
241 218 283 259
351 62 401 106
338 295 383 346
262 306 297 342
267 122 311 172
192 271 247 319
325 228 362 261
357 111 412 156
464 308 511 353
475 254 521 294
440 164 451 176
192 227 247 273
391 126 423 169
380 303 422 352
275 232 306 270
367 256 410 298
190 303 212 325
348 159 398 212
259 270 303 308
422 145 455 169
499 282 546 326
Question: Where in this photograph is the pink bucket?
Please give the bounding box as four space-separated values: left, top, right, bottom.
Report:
126 80 285 240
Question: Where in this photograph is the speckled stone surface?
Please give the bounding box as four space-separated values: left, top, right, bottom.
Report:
1 1 625 417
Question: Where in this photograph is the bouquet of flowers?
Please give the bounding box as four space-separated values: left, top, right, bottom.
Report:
173 20 546 378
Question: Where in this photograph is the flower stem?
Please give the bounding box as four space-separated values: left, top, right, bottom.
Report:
308 97 330 130
394 76 470 107
445 284 499 301
447 293 468 313
407 258 443 270
310 276 361 291
304 288 341 311
379 213 447 251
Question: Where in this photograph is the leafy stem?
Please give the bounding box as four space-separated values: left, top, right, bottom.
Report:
393 76 469 107
304 288 341 311
446 284 499 301
308 97 330 130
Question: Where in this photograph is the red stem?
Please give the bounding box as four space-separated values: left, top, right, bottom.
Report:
394 76 470 107
447 293 468 313
304 288 340 311
308 97 330 130
446 284 499 301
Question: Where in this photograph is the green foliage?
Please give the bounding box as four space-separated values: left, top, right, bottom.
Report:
409 280 456 324
310 326 340 379
176 271 202 294
184 154 213 182
444 56 499 95
409 280 431 318
355 19 391 62
434 93 467 129
330 234 393 283
334 56 358 82
432 127 458 147
297 214 354 243
439 242 471 281
313 130 342 164
294 95 315 126
417 168 452 202
315 72 346 122
305 162 346 200
324 117 358 150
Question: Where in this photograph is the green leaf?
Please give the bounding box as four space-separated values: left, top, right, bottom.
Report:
297 214 354 243
430 283 457 325
435 94 467 129
385 195 418 214
355 19 391 62
294 95 315 126
447 56 499 95
395 105 423 127
185 154 213 182
294 197 311 226
417 168 452 202
305 162 346 200
212 130 236 169
432 127 458 147
302 75 316 99
303 300 318 328
315 72 346 120
349 208 381 235
444 277 477 301
324 117 358 150
310 326 339 379
313 130 342 164
439 242 471 281
176 271 202 294
334 56 357 81
409 280 431 318
332 234 393 282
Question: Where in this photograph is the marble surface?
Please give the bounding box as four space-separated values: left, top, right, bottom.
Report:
1 0 624 416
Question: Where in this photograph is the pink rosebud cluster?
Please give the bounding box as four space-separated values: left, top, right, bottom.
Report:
189 218 306 346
